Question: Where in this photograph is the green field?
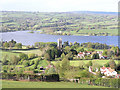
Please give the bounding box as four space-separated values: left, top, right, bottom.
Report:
12 49 43 56
52 60 118 67
2 80 108 88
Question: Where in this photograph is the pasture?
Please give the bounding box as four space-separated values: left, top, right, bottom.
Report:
2 80 108 88
52 60 118 67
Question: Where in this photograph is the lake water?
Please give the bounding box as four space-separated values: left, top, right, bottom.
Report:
0 31 119 46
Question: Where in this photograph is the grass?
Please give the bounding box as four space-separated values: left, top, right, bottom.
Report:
52 60 118 67
2 80 108 88
12 49 43 56
0 50 19 61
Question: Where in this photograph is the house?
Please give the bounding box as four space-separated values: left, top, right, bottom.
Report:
100 66 117 77
115 74 120 78
77 52 85 58
86 51 92 55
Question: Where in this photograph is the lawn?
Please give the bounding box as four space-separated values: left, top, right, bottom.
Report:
52 60 118 67
2 80 108 88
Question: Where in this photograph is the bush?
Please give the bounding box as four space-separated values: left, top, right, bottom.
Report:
19 53 28 60
28 53 36 59
23 61 30 67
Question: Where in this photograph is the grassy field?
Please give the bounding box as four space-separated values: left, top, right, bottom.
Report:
12 49 43 56
0 49 43 61
52 60 118 67
2 80 108 88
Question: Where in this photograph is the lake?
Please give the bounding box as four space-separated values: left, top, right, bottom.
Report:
0 31 119 46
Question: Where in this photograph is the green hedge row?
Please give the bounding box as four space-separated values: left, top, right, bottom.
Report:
2 73 59 82
79 78 120 88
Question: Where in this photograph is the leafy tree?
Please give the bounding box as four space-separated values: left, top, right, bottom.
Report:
92 53 99 59
19 53 28 60
104 62 110 67
69 42 73 46
23 61 30 67
78 70 90 78
86 61 92 68
70 49 77 56
66 51 73 60
15 43 22 49
10 55 20 65
44 53 50 60
61 53 65 59
61 56 70 72
63 41 69 48
30 60 34 66
109 60 116 69
2 55 9 65
102 50 107 56
28 53 36 59
4 42 9 48
77 47 84 52
107 50 115 58
64 46 71 54
47 66 56 74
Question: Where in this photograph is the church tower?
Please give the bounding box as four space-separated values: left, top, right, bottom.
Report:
57 38 62 50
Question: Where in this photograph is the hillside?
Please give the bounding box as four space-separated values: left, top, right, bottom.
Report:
0 11 118 36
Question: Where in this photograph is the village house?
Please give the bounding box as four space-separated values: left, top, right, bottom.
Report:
100 66 117 77
89 66 120 78
77 50 109 60
77 52 85 58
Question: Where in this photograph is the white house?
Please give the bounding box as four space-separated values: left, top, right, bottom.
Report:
100 66 117 77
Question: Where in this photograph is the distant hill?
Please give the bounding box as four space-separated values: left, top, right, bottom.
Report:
69 11 118 15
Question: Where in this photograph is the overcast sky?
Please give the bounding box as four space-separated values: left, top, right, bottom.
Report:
0 0 119 12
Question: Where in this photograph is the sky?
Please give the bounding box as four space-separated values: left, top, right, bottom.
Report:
0 0 119 12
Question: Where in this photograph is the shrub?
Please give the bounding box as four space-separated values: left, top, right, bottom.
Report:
19 53 28 60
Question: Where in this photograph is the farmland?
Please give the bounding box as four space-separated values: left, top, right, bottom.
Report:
52 60 119 67
2 80 108 88
1 11 118 36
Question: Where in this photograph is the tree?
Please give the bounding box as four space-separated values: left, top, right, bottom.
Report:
23 61 30 67
66 51 73 60
79 70 90 78
107 50 115 58
92 53 99 59
109 60 116 69
2 55 9 65
28 53 36 59
69 42 73 46
77 47 84 52
102 50 107 56
61 56 70 72
44 53 50 60
63 41 69 48
19 53 28 60
10 55 20 65
61 53 65 59
15 43 22 49
47 66 56 74
4 42 9 48
104 62 110 67
86 61 92 68
46 49 55 60
64 46 71 54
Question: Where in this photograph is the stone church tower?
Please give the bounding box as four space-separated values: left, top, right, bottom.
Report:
57 38 62 50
